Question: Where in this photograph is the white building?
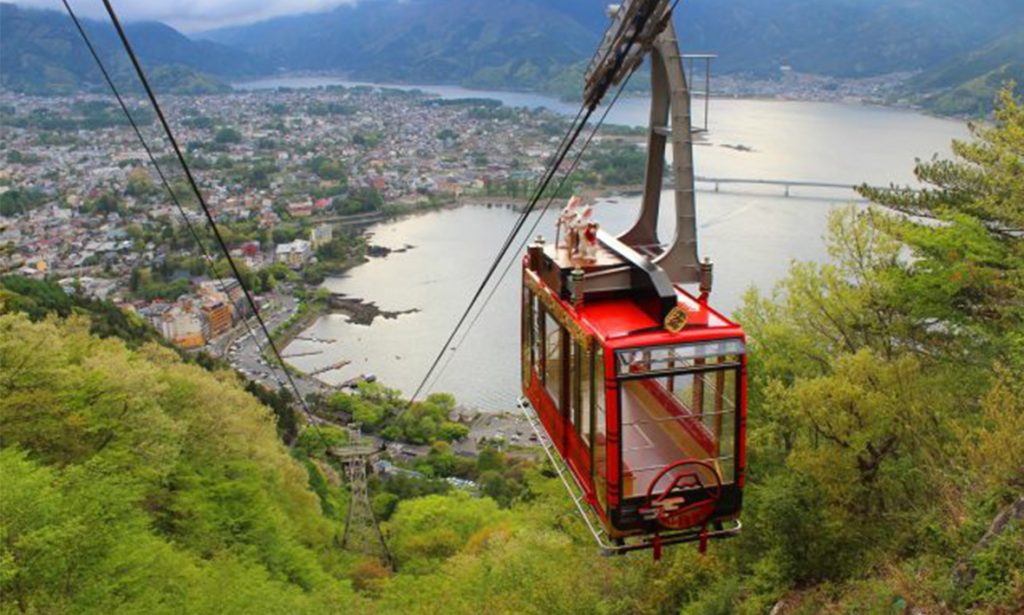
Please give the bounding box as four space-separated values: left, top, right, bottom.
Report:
275 239 312 268
310 223 333 249
160 302 205 348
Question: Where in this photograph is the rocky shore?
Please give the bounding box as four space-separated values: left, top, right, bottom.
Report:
327 293 419 326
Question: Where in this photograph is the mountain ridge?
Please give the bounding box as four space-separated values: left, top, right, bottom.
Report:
0 3 266 95
203 0 1024 112
201 0 1024 76
2 0 1022 114
911 30 1024 115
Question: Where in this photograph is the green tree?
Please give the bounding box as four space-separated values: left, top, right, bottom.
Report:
385 492 503 573
125 167 156 197
212 257 259 293
214 127 242 144
0 188 47 216
860 86 1024 353
84 191 122 215
309 155 348 182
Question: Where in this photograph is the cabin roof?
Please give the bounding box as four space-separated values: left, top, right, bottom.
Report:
577 286 744 350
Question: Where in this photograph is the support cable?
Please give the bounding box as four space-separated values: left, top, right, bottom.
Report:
57 0 297 401
425 72 635 394
97 0 327 443
409 5 661 404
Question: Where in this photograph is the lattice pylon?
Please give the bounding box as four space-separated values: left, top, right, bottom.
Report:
340 455 394 570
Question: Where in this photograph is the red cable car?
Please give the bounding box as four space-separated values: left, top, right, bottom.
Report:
519 8 745 556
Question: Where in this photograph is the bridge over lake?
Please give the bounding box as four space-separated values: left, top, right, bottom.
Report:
695 176 861 198
606 176 867 199
312 177 871 229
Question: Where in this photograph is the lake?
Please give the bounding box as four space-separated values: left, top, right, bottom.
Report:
272 77 969 410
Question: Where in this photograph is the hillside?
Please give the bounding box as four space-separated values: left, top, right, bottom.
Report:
0 3 264 94
675 0 1023 77
0 308 356 610
202 0 1024 103
3 0 1021 113
912 30 1024 115
204 0 598 95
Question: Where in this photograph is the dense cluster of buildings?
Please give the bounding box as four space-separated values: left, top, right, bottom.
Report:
714 68 912 105
143 279 247 349
0 85 563 348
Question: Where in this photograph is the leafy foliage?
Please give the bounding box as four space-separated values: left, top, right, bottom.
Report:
0 312 361 611
718 86 1024 610
323 386 469 445
331 187 382 216
0 188 49 217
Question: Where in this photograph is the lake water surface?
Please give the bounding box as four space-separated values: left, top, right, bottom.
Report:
272 77 968 410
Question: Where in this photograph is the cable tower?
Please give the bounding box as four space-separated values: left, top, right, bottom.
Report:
329 425 393 569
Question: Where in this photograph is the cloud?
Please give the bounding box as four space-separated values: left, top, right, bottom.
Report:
12 0 360 32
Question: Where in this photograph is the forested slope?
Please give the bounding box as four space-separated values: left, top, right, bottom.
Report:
0 3 261 95
0 310 358 611
1 90 1022 614
913 31 1024 116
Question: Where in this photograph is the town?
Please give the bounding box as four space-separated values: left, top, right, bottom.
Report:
0 85 582 362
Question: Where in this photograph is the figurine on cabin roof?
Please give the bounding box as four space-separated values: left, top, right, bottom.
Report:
558 195 584 257
580 210 600 262
569 203 600 263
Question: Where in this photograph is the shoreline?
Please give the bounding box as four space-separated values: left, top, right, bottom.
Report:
229 73 972 122
277 192 616 398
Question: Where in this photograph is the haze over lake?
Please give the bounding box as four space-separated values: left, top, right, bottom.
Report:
271 78 969 410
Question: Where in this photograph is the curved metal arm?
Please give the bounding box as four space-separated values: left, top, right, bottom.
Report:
618 19 703 287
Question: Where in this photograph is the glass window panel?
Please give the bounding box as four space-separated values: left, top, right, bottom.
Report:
594 348 607 509
619 369 739 499
567 337 576 421
579 342 592 446
533 301 544 383
522 290 533 387
544 312 562 408
617 339 745 376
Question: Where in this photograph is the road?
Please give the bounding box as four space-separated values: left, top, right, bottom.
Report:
209 290 539 458
214 290 333 400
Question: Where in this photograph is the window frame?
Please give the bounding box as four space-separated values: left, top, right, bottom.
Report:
614 339 745 503
593 346 607 511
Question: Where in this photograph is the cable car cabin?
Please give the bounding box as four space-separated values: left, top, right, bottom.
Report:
518 0 744 555
520 233 746 555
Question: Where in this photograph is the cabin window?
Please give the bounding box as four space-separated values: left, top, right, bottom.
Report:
522 290 533 387
615 339 745 376
544 311 562 408
564 334 575 421
616 340 743 499
578 341 593 447
593 347 607 510
533 298 545 384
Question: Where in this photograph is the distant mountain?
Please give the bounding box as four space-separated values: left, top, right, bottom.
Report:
3 0 1021 114
674 0 1023 77
0 3 266 95
204 0 598 95
911 31 1024 115
200 0 1024 109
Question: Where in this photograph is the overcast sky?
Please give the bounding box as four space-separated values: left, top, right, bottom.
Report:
12 0 359 32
